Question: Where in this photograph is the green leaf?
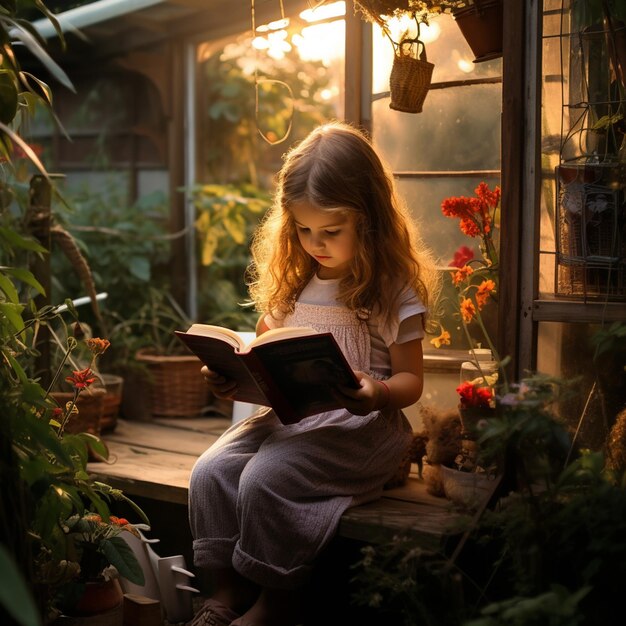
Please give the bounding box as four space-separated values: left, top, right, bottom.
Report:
0 545 41 626
0 71 18 124
5 267 45 295
0 301 25 331
0 271 18 302
0 226 47 253
101 536 145 585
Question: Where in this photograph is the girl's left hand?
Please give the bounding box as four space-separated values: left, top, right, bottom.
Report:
334 371 387 415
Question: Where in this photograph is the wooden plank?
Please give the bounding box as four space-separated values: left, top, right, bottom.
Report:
104 418 228 456
89 441 195 505
92 423 459 545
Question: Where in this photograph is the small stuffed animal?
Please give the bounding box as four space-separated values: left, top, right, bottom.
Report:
422 406 463 466
420 406 464 497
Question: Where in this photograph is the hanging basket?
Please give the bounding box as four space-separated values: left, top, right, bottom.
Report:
452 0 503 63
389 40 434 113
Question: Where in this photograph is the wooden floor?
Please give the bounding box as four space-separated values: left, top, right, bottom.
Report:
89 417 461 547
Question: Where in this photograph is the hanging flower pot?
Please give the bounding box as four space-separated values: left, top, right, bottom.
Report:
452 0 503 63
389 38 434 113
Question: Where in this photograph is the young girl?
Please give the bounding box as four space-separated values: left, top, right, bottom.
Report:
188 121 435 626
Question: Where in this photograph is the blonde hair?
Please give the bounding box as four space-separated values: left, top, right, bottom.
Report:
247 121 437 327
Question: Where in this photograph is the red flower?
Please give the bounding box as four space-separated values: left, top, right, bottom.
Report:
457 381 493 409
65 367 96 389
441 182 500 239
450 245 474 268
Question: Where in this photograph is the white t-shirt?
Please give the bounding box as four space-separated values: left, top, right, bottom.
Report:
265 274 426 373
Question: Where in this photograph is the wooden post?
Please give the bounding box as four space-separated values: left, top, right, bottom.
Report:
28 174 53 387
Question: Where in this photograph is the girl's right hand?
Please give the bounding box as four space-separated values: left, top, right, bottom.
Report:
201 365 237 399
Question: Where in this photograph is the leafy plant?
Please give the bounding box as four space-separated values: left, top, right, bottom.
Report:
350 375 626 626
50 183 172 336
0 4 150 624
190 182 271 331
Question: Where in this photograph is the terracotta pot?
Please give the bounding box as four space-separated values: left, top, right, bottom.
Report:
100 374 124 433
51 387 106 436
74 579 124 616
54 579 124 625
453 0 503 63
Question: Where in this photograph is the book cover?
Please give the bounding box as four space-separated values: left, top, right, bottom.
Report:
175 325 359 423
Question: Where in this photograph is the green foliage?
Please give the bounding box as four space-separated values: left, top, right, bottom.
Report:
50 182 172 332
190 182 271 330
200 39 334 184
0 4 150 622
351 376 626 626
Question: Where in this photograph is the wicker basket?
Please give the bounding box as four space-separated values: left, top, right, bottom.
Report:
100 374 124 433
135 349 211 418
389 41 434 113
51 387 106 436
555 163 626 300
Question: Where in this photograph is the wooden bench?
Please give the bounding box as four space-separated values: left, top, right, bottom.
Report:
88 418 461 548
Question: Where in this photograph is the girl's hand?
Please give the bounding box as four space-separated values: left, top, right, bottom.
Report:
201 365 237 399
334 371 388 416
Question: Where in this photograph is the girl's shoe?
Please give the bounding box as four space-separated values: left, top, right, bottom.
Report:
187 598 240 626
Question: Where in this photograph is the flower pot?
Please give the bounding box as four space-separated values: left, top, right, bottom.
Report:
51 387 106 436
453 0 503 63
100 374 124 433
54 579 124 625
439 465 497 510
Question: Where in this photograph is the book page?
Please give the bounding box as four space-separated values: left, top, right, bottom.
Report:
182 324 245 350
247 326 318 349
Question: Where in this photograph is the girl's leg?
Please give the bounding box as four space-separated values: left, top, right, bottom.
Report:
231 586 303 626
209 566 260 615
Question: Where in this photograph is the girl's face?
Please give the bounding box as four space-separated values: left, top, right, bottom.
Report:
290 200 358 279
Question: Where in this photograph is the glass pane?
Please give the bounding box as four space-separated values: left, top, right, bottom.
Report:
192 6 346 326
540 0 626 301
372 83 502 171
538 320 626 451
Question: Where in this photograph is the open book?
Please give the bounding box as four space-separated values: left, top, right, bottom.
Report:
175 324 360 424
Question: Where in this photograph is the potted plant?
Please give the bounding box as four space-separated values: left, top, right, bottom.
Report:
51 513 145 622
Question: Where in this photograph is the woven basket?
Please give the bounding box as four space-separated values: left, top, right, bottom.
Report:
100 374 124 433
135 349 211 418
389 42 434 113
51 387 106 436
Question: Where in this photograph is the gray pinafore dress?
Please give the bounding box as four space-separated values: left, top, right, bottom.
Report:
188 302 413 589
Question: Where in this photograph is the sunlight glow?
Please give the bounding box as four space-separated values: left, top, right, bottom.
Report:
256 18 290 32
294 21 345 65
384 14 441 45
300 1 345 23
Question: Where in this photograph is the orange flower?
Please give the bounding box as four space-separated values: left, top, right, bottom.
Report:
86 338 110 356
475 279 496 310
460 297 476 323
430 329 451 348
65 367 96 389
452 265 473 286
